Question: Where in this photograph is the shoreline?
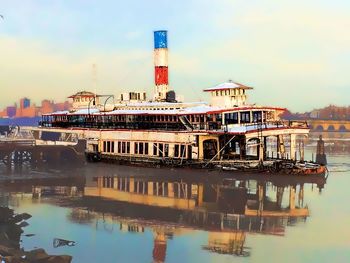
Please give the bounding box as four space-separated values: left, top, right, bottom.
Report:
0 207 72 263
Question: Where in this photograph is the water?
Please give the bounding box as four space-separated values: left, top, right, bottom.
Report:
1 135 350 263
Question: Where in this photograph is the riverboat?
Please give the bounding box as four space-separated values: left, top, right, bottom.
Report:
36 31 324 175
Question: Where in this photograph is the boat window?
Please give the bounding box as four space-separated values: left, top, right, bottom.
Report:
240 111 251 123
159 144 164 157
187 145 192 159
139 143 144 154
164 144 169 157
174 144 179 158
180 145 186 158
103 141 107 152
111 141 114 153
134 142 138 154
127 142 130 153
253 111 263 123
122 142 126 153
224 112 238 124
145 143 149 155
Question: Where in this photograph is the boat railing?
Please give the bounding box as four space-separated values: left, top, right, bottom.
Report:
241 120 309 130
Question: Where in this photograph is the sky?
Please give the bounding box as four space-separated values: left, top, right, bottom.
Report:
0 0 349 112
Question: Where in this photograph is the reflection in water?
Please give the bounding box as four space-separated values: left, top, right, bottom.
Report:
1 136 347 262
0 157 330 262
56 171 326 260
308 132 350 154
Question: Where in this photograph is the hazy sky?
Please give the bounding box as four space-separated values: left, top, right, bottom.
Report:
0 0 349 111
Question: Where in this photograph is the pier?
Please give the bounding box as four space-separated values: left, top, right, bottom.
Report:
0 128 86 171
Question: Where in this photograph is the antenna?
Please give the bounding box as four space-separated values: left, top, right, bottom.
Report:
92 63 97 99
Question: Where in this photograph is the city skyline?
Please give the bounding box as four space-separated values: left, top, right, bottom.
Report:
0 96 70 118
1 0 349 111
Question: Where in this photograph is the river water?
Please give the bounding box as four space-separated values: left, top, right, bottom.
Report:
0 133 349 263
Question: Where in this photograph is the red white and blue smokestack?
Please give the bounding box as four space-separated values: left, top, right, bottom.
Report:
154 30 168 101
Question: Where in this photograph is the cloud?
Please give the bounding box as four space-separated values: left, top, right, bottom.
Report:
125 31 142 40
0 36 153 107
1 0 349 111
172 0 350 110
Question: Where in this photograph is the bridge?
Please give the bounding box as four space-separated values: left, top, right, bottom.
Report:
306 119 350 132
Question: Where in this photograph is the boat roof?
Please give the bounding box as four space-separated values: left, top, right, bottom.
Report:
114 101 205 107
68 91 102 98
203 80 253 92
44 105 285 116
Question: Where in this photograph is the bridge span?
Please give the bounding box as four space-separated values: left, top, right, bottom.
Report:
306 119 350 132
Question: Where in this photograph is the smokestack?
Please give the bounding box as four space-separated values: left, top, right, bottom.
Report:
153 30 168 101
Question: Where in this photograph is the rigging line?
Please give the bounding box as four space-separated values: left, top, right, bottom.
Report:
204 135 236 167
114 54 153 94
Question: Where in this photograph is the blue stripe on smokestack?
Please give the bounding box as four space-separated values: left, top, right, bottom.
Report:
154 30 167 49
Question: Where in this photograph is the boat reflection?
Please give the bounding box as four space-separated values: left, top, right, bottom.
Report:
1 170 326 260
66 172 327 259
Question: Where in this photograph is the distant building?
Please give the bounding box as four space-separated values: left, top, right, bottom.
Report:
282 105 350 121
20 97 31 109
0 97 71 119
40 100 54 114
54 101 71 112
6 106 16 118
310 110 320 119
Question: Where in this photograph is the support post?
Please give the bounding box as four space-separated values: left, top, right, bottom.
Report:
276 187 284 209
197 184 203 206
259 138 264 161
239 137 246 160
289 185 296 210
257 184 264 215
129 178 134 193
148 182 154 195
300 137 305 162
290 134 297 161
168 183 174 198
298 184 304 207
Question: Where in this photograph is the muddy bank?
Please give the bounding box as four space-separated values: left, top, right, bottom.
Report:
0 207 72 263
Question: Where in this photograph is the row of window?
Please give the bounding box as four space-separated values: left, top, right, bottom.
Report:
51 114 180 123
73 97 94 103
46 110 276 127
212 89 245 97
103 141 130 154
101 177 193 199
102 140 190 158
224 111 264 125
115 106 182 111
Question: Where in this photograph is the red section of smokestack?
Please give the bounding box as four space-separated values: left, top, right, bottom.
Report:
154 67 168 85
153 240 167 262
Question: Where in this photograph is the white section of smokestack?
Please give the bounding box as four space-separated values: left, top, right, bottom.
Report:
154 48 168 67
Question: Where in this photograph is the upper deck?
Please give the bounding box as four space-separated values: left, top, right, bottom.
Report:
40 104 308 135
39 80 309 135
